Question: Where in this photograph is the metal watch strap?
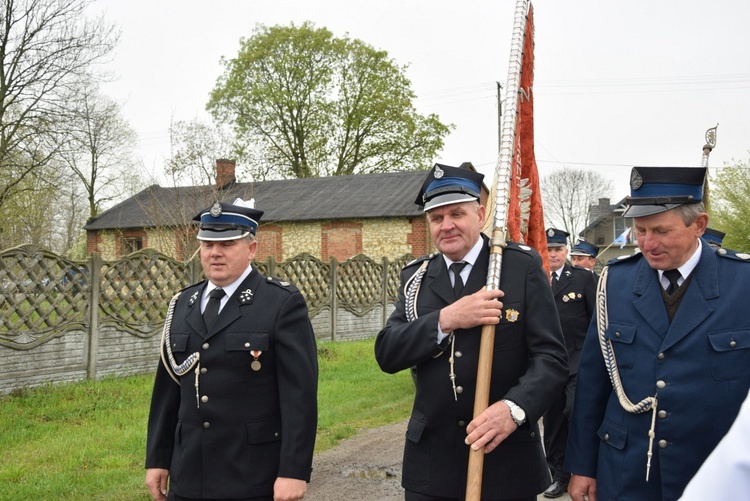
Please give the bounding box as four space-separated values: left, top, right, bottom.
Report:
502 399 526 425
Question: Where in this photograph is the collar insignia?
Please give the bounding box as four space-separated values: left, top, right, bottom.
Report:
239 289 254 303
188 291 199 305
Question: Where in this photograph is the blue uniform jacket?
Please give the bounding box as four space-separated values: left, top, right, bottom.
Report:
565 240 750 500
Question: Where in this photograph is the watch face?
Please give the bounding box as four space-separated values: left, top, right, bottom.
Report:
512 407 526 422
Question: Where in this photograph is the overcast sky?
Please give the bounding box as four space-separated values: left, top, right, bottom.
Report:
91 0 750 202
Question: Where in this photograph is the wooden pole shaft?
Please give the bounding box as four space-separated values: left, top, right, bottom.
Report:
465 321 498 500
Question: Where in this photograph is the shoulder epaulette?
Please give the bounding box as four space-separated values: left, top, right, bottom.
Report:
504 241 537 255
606 252 644 266
265 276 300 293
716 248 750 262
404 252 440 269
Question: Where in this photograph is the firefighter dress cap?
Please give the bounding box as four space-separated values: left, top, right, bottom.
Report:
194 198 263 241
546 228 570 248
703 227 725 248
415 162 484 212
570 240 599 258
622 166 706 218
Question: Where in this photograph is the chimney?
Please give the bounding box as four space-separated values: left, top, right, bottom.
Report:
216 159 236 189
598 197 610 207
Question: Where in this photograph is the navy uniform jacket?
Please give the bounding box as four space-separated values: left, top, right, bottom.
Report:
146 268 318 499
552 263 597 375
375 236 568 500
565 240 750 501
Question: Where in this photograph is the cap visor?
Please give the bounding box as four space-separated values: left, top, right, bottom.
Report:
570 251 592 256
197 229 249 241
423 193 478 212
622 203 681 218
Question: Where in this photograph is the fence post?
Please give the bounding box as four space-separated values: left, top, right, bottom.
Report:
382 257 389 328
330 257 338 341
86 252 102 380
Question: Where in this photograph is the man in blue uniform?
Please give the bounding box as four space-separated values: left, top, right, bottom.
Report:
565 166 750 501
569 240 599 274
375 163 568 501
542 229 597 498
145 199 318 501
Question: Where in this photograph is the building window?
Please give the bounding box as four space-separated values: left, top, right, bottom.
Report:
122 236 143 255
612 217 633 244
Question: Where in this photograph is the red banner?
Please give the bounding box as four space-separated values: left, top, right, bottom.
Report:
505 4 549 273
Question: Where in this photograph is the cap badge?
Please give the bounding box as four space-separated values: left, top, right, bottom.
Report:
210 201 222 217
630 168 643 190
547 229 555 237
505 308 520 322
434 165 444 179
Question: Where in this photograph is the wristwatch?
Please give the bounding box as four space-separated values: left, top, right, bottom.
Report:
502 399 526 426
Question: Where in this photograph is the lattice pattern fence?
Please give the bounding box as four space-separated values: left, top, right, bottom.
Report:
0 245 414 351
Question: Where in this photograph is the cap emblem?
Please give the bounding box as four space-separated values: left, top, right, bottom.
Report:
547 229 555 237
209 201 222 217
630 169 643 190
434 165 444 179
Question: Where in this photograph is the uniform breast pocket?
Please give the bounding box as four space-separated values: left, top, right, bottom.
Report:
169 333 189 353
708 330 750 381
605 322 636 369
225 332 269 352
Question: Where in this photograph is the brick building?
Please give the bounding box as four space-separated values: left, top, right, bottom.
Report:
84 160 489 262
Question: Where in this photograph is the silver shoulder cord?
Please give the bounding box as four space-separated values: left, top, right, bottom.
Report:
404 259 459 400
597 266 658 481
159 292 202 408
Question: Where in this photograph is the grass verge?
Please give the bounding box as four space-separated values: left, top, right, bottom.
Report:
0 338 413 500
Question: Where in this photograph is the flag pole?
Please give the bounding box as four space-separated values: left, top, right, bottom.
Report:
700 124 718 213
465 1 530 499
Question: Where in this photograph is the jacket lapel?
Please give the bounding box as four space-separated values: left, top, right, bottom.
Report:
426 257 455 305
661 244 718 351
186 283 209 338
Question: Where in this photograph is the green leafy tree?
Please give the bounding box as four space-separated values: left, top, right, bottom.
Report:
207 22 451 180
709 156 750 252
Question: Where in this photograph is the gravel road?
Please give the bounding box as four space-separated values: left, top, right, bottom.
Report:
305 420 571 501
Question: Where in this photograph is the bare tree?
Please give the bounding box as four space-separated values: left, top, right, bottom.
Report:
56 80 142 218
541 167 614 242
166 118 234 186
0 0 118 213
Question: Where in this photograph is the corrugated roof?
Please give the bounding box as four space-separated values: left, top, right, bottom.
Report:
84 171 428 231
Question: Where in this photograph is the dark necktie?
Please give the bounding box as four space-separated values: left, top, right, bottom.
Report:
664 269 681 295
551 271 559 286
450 262 467 298
203 287 225 330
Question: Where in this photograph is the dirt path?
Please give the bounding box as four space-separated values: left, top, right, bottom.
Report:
305 420 571 501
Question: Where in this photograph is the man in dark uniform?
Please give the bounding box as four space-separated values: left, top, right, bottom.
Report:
145 199 318 501
569 240 599 274
542 229 597 498
566 166 750 501
375 163 568 501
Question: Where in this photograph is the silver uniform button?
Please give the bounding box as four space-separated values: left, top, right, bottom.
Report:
658 353 665 360
200 367 208 374
458 420 465 427
456 386 464 394
730 340 737 348
245 342 251 348
658 410 667 419
202 342 209 350
203 422 210 429
603 433 609 441
201 395 208 403
658 439 668 448
656 380 666 389
455 351 463 358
